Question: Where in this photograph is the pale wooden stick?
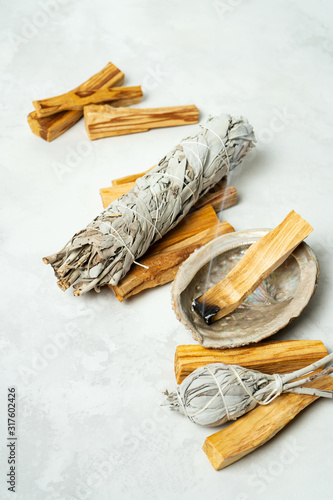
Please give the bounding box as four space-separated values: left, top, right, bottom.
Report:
27 62 124 141
110 220 234 301
84 104 199 140
190 185 237 213
193 210 313 323
203 375 333 470
174 340 328 384
111 167 155 186
146 205 219 252
33 86 143 118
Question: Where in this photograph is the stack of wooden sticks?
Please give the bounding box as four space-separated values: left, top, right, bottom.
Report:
28 62 199 141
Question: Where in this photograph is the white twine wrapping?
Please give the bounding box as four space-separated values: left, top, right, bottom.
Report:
165 353 333 427
44 113 255 295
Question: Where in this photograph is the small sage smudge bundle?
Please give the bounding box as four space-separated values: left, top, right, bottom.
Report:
164 353 333 427
44 113 255 295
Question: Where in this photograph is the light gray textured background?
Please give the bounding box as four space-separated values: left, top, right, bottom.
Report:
1 1 333 499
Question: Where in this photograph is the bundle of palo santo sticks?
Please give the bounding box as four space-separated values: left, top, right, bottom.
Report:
28 61 199 141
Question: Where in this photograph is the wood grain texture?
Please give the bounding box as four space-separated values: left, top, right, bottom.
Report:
109 219 234 301
195 210 313 323
33 86 143 117
203 374 333 470
174 340 328 383
84 104 199 139
190 185 237 213
145 205 218 252
27 62 124 141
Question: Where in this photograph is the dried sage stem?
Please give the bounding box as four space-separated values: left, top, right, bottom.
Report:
44 114 255 295
164 352 333 427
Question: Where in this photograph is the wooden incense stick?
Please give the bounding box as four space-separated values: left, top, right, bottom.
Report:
203 374 333 470
174 340 328 384
84 104 199 139
33 86 143 118
110 220 234 301
28 62 124 141
193 210 313 324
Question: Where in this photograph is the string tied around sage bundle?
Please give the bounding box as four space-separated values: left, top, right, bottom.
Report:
44 113 256 295
164 351 333 427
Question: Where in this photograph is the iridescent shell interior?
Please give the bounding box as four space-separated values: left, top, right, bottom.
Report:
172 230 319 348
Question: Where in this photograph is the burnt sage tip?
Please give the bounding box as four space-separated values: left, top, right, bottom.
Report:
192 299 220 325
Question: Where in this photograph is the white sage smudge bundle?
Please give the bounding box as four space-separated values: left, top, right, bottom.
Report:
164 353 333 427
44 113 255 295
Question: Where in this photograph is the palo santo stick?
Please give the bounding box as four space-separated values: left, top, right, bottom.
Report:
175 340 328 384
193 210 313 323
100 183 237 211
28 62 124 141
111 167 154 186
84 104 199 140
148 205 219 252
203 374 333 470
33 86 143 118
190 185 237 213
110 220 234 301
